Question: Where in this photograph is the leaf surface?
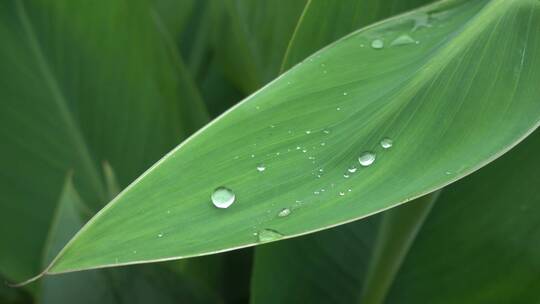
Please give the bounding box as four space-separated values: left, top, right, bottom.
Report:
47 0 540 274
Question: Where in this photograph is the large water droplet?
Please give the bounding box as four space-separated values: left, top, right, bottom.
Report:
390 35 416 46
358 152 376 167
211 187 236 209
257 229 284 242
371 39 384 49
278 208 291 217
256 164 266 172
380 138 393 149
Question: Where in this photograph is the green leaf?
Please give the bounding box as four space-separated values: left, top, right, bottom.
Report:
383 130 540 303
360 192 438 303
0 0 207 283
281 0 436 70
251 215 379 304
46 0 540 274
39 178 218 304
213 0 307 92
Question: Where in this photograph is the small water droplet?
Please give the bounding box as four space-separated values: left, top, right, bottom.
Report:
302 149 307 153
323 129 330 134
278 208 291 217
336 107 341 111
257 229 284 242
343 173 350 178
251 154 255 158
296 146 301 150
133 250 137 254
339 191 345 196
321 188 326 192
256 164 266 172
270 124 275 128
157 233 164 238
318 168 324 173
380 138 393 149
320 142 326 146
348 166 358 173
166 210 171 214
348 188 352 192
305 130 312 134
314 191 320 195
358 152 376 167
390 34 416 46
412 13 431 31
445 171 452 175
371 39 384 49
308 156 316 160
211 187 236 209
343 92 348 96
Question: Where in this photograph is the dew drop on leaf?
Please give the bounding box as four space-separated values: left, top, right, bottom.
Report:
256 164 266 172
390 34 416 46
278 208 291 217
371 39 384 49
211 187 235 209
380 138 393 149
359 152 376 167
257 229 284 242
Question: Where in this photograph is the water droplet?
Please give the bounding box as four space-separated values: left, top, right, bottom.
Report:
157 233 164 238
412 13 431 31
166 210 171 214
133 250 137 254
270 124 275 128
256 164 266 172
305 130 312 134
296 146 301 150
348 166 357 173
371 39 384 49
308 156 316 160
445 171 452 175
343 173 350 178
320 142 326 146
380 138 393 149
318 168 324 173
257 229 284 242
391 34 416 46
278 208 291 217
343 92 348 96
323 129 330 134
251 154 255 158
302 149 307 153
314 191 320 195
255 106 260 110
336 107 341 111
348 188 352 192
339 191 345 196
211 187 236 209
358 152 376 167
321 188 326 192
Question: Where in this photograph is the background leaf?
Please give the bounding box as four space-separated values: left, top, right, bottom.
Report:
0 0 207 284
